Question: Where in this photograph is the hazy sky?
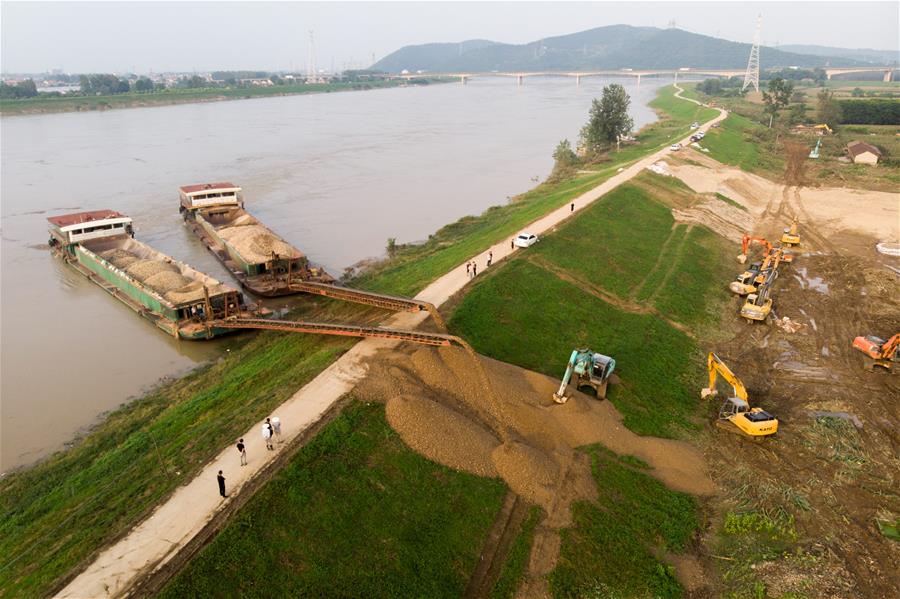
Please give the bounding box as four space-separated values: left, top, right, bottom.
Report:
2 1 898 74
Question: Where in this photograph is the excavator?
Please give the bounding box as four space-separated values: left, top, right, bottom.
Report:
737 234 793 265
553 348 616 404
731 248 784 295
701 352 778 437
781 220 801 247
852 333 900 371
741 282 773 322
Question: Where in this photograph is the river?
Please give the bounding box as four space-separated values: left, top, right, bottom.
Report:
0 76 670 470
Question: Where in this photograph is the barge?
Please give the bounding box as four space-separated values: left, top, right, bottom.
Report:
179 183 334 296
48 210 262 339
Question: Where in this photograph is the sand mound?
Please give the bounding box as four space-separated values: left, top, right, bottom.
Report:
100 248 140 269
163 281 207 304
125 259 180 281
218 225 297 264
386 395 499 477
143 271 192 294
358 345 716 523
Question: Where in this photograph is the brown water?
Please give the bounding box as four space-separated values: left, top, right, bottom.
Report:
0 77 669 470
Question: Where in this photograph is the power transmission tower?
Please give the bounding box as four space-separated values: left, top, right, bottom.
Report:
742 15 762 93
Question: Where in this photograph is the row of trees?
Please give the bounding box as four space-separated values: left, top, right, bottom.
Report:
838 99 900 125
0 79 38 99
553 83 634 171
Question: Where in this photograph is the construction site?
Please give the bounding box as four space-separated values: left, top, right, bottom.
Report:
3 80 898 599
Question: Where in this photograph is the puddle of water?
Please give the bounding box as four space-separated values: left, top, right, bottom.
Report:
796 266 830 294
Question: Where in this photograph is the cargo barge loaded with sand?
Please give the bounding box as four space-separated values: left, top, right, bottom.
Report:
179 183 334 297
48 210 261 339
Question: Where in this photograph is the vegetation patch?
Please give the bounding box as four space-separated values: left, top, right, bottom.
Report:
160 401 506 598
715 191 748 211
549 447 697 598
449 258 698 438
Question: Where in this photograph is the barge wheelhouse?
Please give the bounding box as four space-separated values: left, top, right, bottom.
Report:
179 183 334 296
48 210 261 340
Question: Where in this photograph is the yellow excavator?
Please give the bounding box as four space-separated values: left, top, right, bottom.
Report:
781 220 801 247
741 282 773 322
731 247 784 296
701 353 778 437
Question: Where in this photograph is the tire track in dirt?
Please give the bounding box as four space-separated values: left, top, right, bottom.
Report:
631 223 684 301
646 224 694 304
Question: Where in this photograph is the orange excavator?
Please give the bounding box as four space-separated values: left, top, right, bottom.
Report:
852 333 899 371
731 247 787 296
737 234 793 265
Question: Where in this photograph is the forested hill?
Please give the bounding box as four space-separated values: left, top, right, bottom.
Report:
372 25 869 72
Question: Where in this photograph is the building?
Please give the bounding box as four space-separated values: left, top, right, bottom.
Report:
847 141 882 165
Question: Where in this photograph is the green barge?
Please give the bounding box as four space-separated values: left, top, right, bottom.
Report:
179 183 334 296
48 210 261 339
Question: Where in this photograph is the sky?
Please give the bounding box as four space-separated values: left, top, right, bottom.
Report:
1 1 898 74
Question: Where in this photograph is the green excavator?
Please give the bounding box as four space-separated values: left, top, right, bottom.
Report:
553 348 616 404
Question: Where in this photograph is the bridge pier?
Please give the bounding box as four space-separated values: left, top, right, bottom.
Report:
637 73 641 87
884 70 893 82
517 74 523 86
460 75 468 85
575 75 581 86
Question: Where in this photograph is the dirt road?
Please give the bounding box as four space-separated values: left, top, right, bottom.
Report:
58 94 728 599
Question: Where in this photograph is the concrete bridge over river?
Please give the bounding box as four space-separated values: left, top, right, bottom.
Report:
392 66 895 85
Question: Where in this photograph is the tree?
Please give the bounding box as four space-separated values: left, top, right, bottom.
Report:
787 102 809 125
134 77 153 92
552 139 578 168
762 77 794 127
579 83 634 156
851 87 864 98
816 89 842 129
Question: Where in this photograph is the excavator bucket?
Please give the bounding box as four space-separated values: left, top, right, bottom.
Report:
737 253 748 264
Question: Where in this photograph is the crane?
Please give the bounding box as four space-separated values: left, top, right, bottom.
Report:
553 348 616 404
700 352 778 437
852 333 900 371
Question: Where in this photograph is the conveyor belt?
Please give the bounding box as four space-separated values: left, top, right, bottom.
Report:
290 282 447 331
209 317 456 347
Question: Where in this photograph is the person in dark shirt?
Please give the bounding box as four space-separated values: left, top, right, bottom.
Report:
217 471 227 498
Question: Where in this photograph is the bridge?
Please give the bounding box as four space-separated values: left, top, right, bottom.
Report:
393 66 895 85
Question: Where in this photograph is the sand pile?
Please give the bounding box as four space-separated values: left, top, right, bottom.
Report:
125 259 180 281
359 346 716 524
143 271 191 293
100 248 140 269
218 225 297 264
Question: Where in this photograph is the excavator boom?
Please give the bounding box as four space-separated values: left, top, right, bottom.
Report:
852 332 900 370
700 352 777 437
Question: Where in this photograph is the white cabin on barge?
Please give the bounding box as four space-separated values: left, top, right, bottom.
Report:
179 182 243 212
47 210 133 247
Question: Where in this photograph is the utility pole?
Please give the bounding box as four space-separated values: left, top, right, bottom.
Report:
742 14 762 93
307 30 318 83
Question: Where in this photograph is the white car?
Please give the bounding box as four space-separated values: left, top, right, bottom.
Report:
690 122 700 129
669 143 682 152
513 233 539 248
696 131 705 139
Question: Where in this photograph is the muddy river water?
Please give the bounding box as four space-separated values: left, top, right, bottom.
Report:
1 77 669 470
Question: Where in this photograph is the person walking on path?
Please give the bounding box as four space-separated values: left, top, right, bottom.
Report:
472 262 477 277
571 202 575 212
466 262 470 277
271 417 282 444
262 420 274 451
217 471 227 498
487 251 493 267
237 438 247 466
511 238 515 250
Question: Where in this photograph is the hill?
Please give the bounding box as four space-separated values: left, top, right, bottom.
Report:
373 25 869 72
777 44 898 66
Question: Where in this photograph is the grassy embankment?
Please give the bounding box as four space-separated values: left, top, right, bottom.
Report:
160 401 506 598
446 178 736 595
0 84 716 597
0 80 419 115
686 81 900 190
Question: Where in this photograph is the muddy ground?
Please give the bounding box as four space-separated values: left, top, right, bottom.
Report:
674 149 900 598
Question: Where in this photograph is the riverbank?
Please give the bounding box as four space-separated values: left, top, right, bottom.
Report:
0 79 440 116
0 85 720 597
